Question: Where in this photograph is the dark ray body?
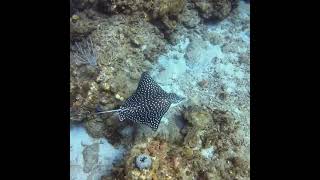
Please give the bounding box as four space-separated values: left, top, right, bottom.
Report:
119 72 184 131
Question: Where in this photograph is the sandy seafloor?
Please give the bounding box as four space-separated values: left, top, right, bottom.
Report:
70 1 250 179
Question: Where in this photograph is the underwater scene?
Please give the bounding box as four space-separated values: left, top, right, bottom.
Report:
70 0 250 179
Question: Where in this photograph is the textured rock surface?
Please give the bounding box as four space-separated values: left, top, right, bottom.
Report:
192 0 239 21
82 143 99 173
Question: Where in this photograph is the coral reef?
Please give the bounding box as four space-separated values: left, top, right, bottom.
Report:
179 3 201 28
97 0 187 36
109 104 249 179
192 0 239 21
84 117 106 138
70 13 98 41
70 13 167 125
70 1 250 179
71 0 97 13
116 138 179 179
71 37 98 67
183 105 212 129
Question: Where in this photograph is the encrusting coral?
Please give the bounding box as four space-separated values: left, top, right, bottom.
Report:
192 0 239 21
106 103 249 179
97 0 186 29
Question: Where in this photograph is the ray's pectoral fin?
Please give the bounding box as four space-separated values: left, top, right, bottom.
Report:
167 93 186 104
147 117 161 131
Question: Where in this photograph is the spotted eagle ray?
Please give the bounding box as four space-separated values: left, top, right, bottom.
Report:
96 72 185 131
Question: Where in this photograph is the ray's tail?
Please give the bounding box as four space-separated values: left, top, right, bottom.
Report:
95 109 121 114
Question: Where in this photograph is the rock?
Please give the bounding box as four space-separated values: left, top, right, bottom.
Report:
84 118 106 138
82 143 99 173
97 0 186 32
184 36 209 65
183 105 212 129
71 0 96 12
193 0 238 21
70 15 96 41
198 79 209 88
206 31 224 45
180 8 201 28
